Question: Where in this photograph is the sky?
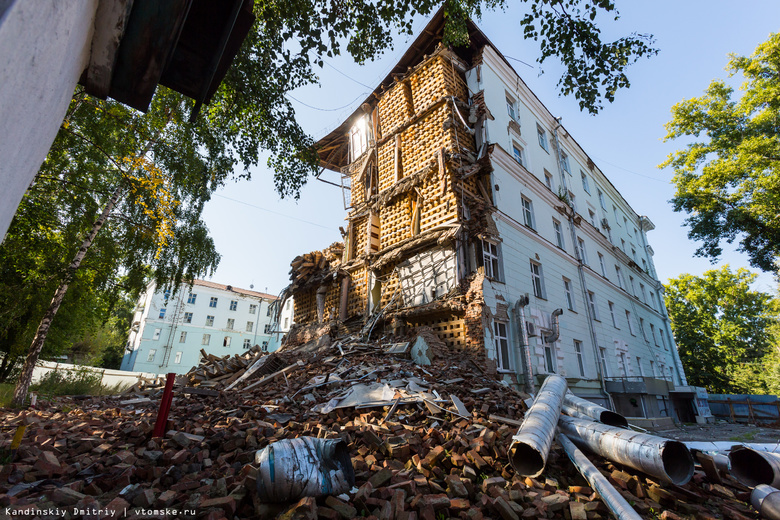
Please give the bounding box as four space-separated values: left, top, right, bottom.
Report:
200 1 780 297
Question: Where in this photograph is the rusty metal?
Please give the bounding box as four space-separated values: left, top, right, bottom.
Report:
508 374 567 477
254 437 355 502
752 485 780 520
557 432 642 520
562 391 628 428
729 446 780 488
558 415 694 485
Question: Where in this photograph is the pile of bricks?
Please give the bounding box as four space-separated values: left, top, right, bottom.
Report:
0 338 760 520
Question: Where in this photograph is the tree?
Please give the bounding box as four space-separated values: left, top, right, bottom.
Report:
664 266 779 394
661 33 780 273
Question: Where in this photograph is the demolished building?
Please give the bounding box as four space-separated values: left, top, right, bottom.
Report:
283 10 703 424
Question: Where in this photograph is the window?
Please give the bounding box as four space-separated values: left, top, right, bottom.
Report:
494 321 511 370
246 321 254 332
581 171 590 194
629 276 636 296
147 349 157 362
650 360 657 377
158 308 167 319
619 353 628 377
626 310 635 335
639 284 647 303
609 302 618 328
577 237 588 264
621 238 626 252
530 261 545 298
184 312 193 324
560 151 571 175
568 191 577 212
598 253 607 278
642 259 648 272
631 248 638 262
349 114 371 161
179 331 187 343
152 328 161 340
229 300 238 311
506 95 517 121
243 339 252 350
553 219 565 249
544 344 556 374
634 227 638 238
249 304 257 314
574 340 585 377
563 278 576 311
613 206 620 224
597 188 606 209
482 240 503 281
600 347 609 377
649 291 656 310
267 305 272 316
226 318 234 330
537 125 549 151
209 297 218 308
286 300 291 310
587 291 599 321
284 317 289 328
660 329 668 350
615 266 624 289
588 209 597 228
650 323 657 345
163 290 171 303
223 336 231 347
639 318 648 340
512 143 525 167
624 217 629 230
637 357 644 377
205 315 214 327
264 323 272 334
261 340 269 351
187 293 197 304
544 169 554 190
174 351 182 364
202 334 211 345
521 196 535 228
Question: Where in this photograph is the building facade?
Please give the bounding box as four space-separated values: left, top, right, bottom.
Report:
121 280 277 375
285 11 697 422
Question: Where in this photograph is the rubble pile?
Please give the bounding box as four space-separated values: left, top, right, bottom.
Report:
0 337 762 520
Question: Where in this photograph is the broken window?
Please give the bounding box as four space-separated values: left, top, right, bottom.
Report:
494 321 511 371
174 351 182 364
249 304 257 314
246 321 254 332
243 339 251 349
349 114 371 162
184 312 193 324
229 300 238 311
205 315 214 326
226 318 234 330
223 336 231 347
187 293 197 304
366 213 380 254
264 323 271 333
481 240 503 281
152 328 161 340
158 308 166 319
147 349 156 362
202 334 210 345
179 331 187 343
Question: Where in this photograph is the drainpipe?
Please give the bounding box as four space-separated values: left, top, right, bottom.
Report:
552 121 613 410
511 295 534 393
543 308 563 343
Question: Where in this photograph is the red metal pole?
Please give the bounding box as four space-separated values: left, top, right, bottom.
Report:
152 373 176 438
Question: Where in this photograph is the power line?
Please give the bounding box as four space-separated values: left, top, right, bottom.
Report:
592 156 669 183
504 55 535 69
286 91 368 112
324 60 375 89
212 193 335 230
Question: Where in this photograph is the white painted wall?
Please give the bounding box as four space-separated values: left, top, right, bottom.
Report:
0 0 99 240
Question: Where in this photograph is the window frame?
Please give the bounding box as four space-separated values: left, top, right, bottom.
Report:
563 277 576 311
608 301 619 328
574 340 585 377
229 300 238 311
494 320 512 371
246 321 254 332
174 351 183 364
521 196 535 229
202 333 211 345
226 318 235 330
560 151 571 175
209 297 218 308
530 261 546 299
183 312 193 324
481 239 504 282
249 304 257 314
147 349 157 362
626 310 636 335
587 291 600 321
598 253 607 278
205 315 214 327
581 171 590 194
537 124 549 151
553 219 565 249
187 293 197 304
179 331 187 343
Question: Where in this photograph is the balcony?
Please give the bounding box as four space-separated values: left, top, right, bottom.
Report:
604 376 674 396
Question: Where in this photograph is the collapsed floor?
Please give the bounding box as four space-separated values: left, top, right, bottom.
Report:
0 335 764 520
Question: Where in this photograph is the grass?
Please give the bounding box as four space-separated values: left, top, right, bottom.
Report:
0 368 128 408
729 430 758 442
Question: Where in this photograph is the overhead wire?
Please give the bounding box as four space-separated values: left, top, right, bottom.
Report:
212 193 334 230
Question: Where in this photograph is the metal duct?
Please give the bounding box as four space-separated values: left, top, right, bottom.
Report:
508 374 567 477
752 484 780 520
542 308 563 343
730 447 780 488
558 415 694 486
557 432 643 520
562 391 628 428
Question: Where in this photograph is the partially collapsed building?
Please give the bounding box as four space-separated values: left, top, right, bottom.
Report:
283 11 705 424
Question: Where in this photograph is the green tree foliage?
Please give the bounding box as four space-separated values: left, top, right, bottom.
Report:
664 266 779 394
661 33 780 273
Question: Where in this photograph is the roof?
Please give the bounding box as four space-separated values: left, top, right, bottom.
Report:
191 279 277 300
315 8 500 172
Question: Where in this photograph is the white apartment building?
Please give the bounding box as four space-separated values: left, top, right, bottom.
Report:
121 280 278 375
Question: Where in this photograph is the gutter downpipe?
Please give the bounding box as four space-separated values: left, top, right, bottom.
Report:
558 415 695 485
511 295 535 394
508 374 567 477
552 121 613 411
556 432 643 520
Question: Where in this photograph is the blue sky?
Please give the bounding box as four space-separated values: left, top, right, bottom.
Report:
201 1 780 296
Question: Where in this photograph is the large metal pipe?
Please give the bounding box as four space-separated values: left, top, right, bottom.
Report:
752 484 780 520
508 375 567 477
730 446 780 488
556 432 643 520
562 391 628 428
558 415 694 486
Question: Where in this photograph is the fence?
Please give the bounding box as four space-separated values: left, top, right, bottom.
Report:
31 360 159 390
707 394 780 424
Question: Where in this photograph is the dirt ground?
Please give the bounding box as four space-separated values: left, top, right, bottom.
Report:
651 419 780 443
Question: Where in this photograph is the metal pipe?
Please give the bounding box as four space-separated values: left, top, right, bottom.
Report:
556 432 643 520
558 415 694 486
542 308 563 343
563 391 628 428
684 441 780 453
752 485 780 520
729 446 780 488
511 295 534 394
508 375 567 477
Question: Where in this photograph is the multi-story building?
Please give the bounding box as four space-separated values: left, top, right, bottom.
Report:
284 11 702 423
121 280 278 375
